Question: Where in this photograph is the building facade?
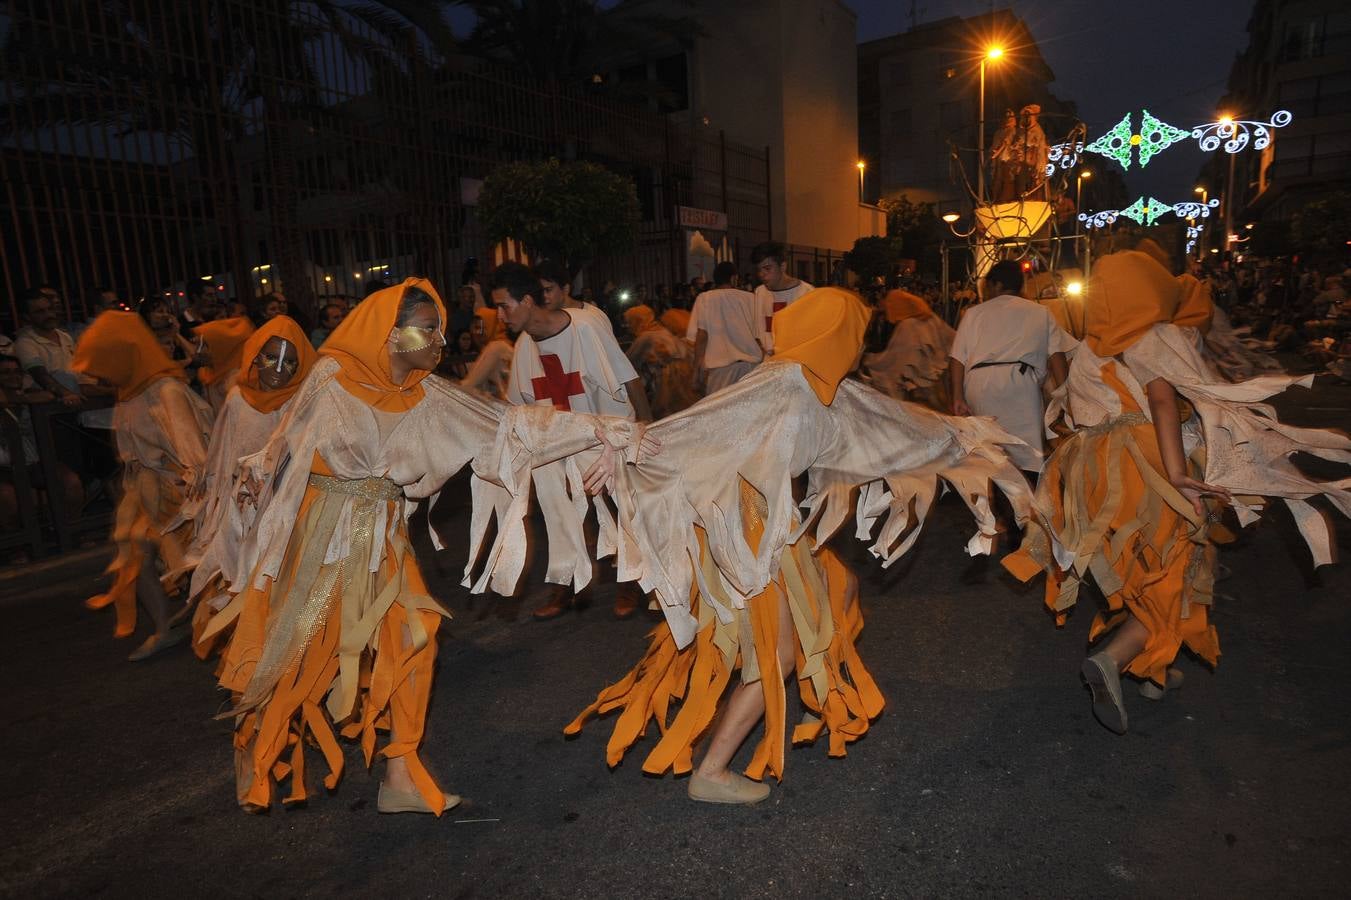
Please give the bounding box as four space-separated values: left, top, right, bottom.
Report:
1214 0 1351 225
858 9 1074 214
595 0 876 284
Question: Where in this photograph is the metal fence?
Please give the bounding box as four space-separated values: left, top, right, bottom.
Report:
1 0 771 325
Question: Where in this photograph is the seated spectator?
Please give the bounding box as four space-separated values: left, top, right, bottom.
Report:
13 286 82 408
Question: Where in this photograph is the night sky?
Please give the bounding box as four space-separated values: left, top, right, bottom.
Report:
849 0 1257 203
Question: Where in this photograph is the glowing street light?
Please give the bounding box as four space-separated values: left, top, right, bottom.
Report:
857 160 866 202
1065 280 1083 296
942 212 961 224
977 46 1005 203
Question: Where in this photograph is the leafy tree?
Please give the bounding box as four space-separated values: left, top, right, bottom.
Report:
878 194 945 276
842 236 905 286
477 158 639 271
1292 192 1351 262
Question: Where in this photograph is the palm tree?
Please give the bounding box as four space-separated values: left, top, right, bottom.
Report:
0 0 457 313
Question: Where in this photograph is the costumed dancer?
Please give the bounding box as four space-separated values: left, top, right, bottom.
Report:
72 312 214 660
177 316 317 657
862 288 955 410
205 278 652 815
623 304 699 418
1005 250 1351 734
659 308 691 342
193 316 256 413
459 306 513 401
566 288 1030 804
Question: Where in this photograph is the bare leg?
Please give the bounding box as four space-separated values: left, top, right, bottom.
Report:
695 589 796 784
1100 615 1148 670
1082 614 1148 734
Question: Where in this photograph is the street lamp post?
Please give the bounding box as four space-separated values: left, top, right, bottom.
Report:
1075 170 1092 236
1218 114 1237 260
976 46 1003 206
857 159 866 202
1194 185 1208 258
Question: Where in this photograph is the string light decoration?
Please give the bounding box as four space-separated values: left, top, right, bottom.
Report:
1193 110 1292 153
1060 110 1293 173
1078 196 1219 235
1083 110 1192 169
1045 139 1085 178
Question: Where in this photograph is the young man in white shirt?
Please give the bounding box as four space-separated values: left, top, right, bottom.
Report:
688 260 762 393
13 287 82 409
751 241 813 354
535 259 610 326
492 262 651 619
948 260 1073 473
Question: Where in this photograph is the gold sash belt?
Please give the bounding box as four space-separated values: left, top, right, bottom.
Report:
308 473 402 501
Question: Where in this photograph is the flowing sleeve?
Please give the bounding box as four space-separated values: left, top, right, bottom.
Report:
148 380 213 480
605 364 1031 649
410 376 644 596
803 378 1031 564
1124 323 1351 565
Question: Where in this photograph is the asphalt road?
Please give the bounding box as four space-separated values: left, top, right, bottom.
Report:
1 375 1348 899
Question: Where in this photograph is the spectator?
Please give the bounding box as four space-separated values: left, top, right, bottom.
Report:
309 302 347 348
0 354 84 550
68 287 125 343
179 282 224 335
450 285 477 335
138 296 196 363
249 292 286 327
688 260 762 394
13 287 82 408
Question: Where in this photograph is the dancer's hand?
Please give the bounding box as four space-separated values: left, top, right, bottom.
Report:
237 474 263 509
1170 474 1231 517
952 398 972 416
634 423 661 463
582 427 618 496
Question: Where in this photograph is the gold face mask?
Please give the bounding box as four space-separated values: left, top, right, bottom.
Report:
391 324 443 354
256 341 299 373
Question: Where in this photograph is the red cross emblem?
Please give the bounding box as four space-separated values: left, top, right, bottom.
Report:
531 353 584 410
764 300 788 332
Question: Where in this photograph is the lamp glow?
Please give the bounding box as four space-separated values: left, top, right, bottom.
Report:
942 212 961 223
986 47 1004 60
1066 281 1083 296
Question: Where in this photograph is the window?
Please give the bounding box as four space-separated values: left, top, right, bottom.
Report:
654 53 689 114
1281 17 1324 61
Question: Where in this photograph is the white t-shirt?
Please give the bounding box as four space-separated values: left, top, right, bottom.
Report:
950 293 1076 471
14 326 114 429
755 280 814 351
687 287 762 369
507 306 638 417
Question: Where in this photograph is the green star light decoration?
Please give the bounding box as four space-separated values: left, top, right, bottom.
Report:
1084 110 1191 170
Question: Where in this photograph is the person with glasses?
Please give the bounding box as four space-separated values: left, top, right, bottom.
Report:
172 317 317 656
